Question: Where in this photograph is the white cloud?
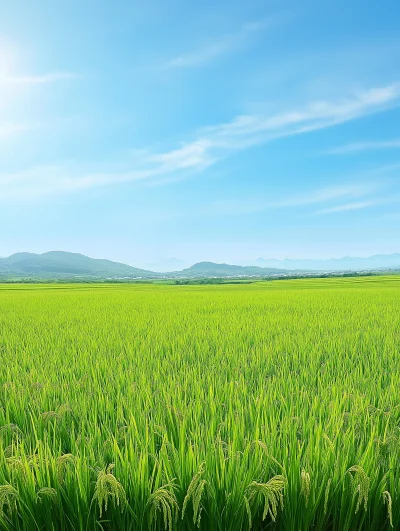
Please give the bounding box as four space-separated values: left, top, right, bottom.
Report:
0 165 157 200
146 82 400 179
273 183 377 207
163 19 273 69
201 83 400 146
149 140 214 170
137 82 400 177
314 201 377 215
207 183 379 216
323 139 400 155
1 82 400 200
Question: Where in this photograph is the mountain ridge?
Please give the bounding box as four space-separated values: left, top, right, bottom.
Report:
0 251 399 280
0 251 152 279
181 261 286 277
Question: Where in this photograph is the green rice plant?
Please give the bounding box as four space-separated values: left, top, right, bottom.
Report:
0 277 399 529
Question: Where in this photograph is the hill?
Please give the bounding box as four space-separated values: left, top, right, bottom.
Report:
1 252 399 282
0 254 289 281
180 261 287 277
0 251 154 279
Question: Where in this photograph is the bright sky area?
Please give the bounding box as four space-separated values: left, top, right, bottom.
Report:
1 0 399 270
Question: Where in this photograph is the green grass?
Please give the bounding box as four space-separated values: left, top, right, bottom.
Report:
0 276 399 530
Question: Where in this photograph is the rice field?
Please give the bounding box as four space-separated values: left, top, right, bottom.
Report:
0 276 399 530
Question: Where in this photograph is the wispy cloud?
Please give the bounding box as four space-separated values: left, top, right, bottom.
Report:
141 82 400 174
0 71 78 86
272 184 377 208
163 19 273 69
313 201 377 216
207 182 379 216
323 139 400 155
2 82 400 200
0 148 213 200
0 165 159 200
201 83 400 146
148 140 215 171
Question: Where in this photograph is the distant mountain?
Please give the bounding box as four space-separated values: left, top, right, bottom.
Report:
253 253 400 271
0 251 399 282
180 261 286 277
0 253 290 280
0 251 154 279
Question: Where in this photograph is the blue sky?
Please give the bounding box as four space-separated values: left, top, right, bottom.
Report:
1 0 399 270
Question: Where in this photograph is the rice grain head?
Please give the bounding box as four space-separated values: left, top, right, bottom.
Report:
346 466 370 513
383 491 393 528
182 463 206 527
324 478 332 516
92 464 127 517
0 484 19 517
245 475 286 527
244 495 252 530
56 454 76 483
36 487 58 503
147 480 179 531
301 469 311 507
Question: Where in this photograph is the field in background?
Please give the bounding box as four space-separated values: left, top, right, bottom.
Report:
0 277 399 530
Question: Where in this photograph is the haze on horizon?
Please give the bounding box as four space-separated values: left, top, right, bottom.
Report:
1 0 399 270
